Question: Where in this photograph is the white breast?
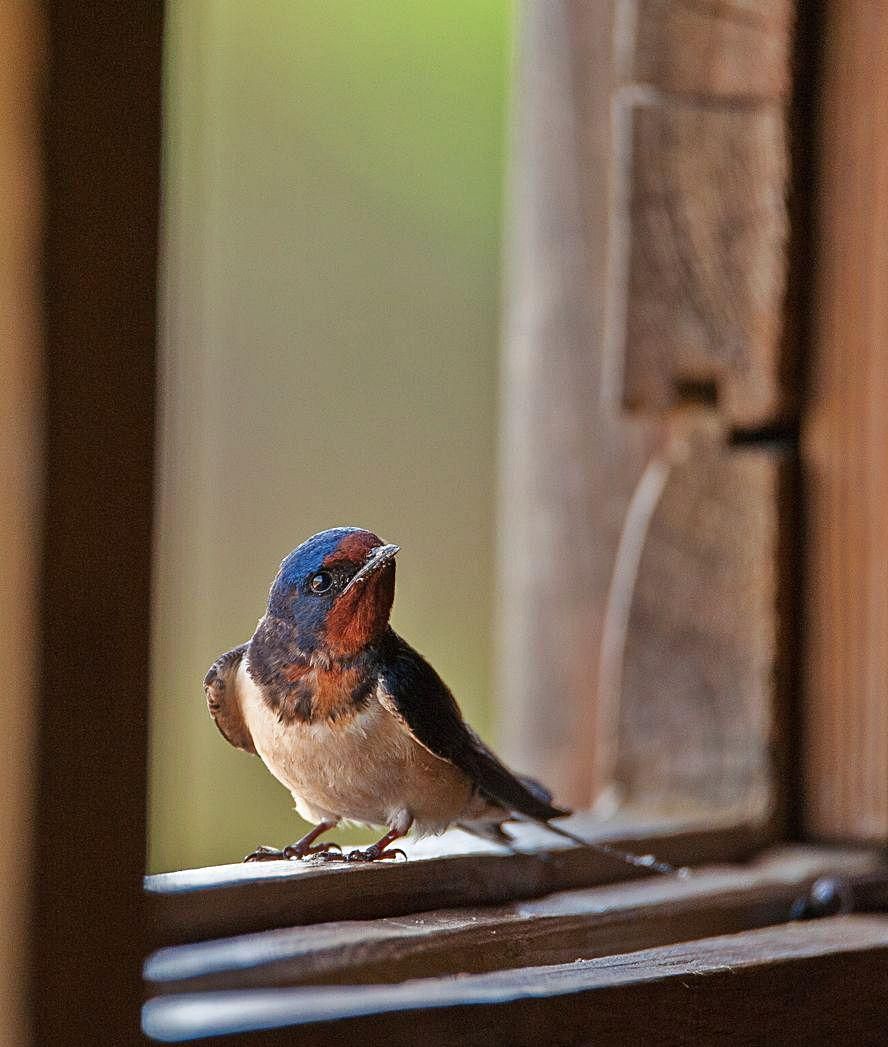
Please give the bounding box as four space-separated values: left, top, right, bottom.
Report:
235 659 490 835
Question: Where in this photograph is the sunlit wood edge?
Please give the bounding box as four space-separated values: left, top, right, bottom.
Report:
143 914 888 1044
144 845 887 995
145 813 771 947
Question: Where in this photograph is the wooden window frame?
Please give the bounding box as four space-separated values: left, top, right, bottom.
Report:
29 3 163 1045
12 1 887 1045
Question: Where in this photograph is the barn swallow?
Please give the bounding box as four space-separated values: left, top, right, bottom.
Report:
205 527 674 870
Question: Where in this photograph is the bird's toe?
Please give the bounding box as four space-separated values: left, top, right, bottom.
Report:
243 845 286 862
283 840 343 860
345 846 407 863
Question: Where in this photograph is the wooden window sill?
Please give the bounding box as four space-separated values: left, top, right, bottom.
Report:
144 814 767 946
144 826 888 1045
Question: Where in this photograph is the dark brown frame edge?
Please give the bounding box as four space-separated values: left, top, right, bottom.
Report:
33 4 164 1045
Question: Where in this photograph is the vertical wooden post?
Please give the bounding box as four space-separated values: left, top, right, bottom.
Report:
498 0 794 823
33 3 163 1043
804 3 888 843
0 6 43 1043
497 1 655 807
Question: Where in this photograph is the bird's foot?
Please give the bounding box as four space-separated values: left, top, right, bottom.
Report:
345 844 408 863
243 841 342 863
243 845 286 862
286 841 342 860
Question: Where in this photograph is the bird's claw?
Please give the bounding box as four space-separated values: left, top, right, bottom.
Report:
345 846 408 863
243 840 344 863
243 845 287 863
284 840 342 859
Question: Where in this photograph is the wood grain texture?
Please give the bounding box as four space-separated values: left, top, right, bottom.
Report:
615 422 786 816
625 0 793 98
143 915 888 1045
497 0 658 807
0 6 43 1045
145 847 886 995
145 817 765 947
500 0 793 822
803 3 888 843
617 98 789 424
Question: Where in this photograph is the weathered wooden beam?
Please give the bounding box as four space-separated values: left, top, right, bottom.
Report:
497 0 657 809
625 0 793 99
616 99 789 424
145 817 765 947
143 915 888 1045
803 2 888 844
145 847 886 995
611 1 794 423
612 423 787 816
499 0 795 824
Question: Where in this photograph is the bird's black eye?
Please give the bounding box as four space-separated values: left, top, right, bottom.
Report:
308 571 334 595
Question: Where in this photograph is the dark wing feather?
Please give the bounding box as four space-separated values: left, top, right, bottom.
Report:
204 643 256 754
377 631 568 822
517 773 557 807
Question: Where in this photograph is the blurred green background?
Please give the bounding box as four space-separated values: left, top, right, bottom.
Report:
149 1 514 872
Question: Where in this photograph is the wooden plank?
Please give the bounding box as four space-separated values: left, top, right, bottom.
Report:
499 1 793 822
625 0 793 99
144 847 886 995
497 0 661 809
142 915 888 1045
0 5 43 1044
613 423 786 816
616 97 789 424
34 3 164 1045
803 3 888 842
145 817 765 947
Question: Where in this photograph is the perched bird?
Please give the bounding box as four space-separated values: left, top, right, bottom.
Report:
205 526 673 870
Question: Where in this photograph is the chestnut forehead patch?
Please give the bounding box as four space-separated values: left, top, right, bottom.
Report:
275 527 382 594
322 530 382 567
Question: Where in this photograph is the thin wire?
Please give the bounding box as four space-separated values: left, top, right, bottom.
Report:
594 435 676 809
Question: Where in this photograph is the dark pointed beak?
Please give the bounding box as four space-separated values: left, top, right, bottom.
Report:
341 543 399 594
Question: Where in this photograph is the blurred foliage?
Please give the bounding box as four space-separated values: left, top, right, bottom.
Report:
149 1 514 872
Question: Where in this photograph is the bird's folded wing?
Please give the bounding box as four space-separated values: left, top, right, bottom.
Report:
377 632 568 822
204 642 256 754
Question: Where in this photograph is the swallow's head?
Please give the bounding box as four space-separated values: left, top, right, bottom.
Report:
268 527 399 657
